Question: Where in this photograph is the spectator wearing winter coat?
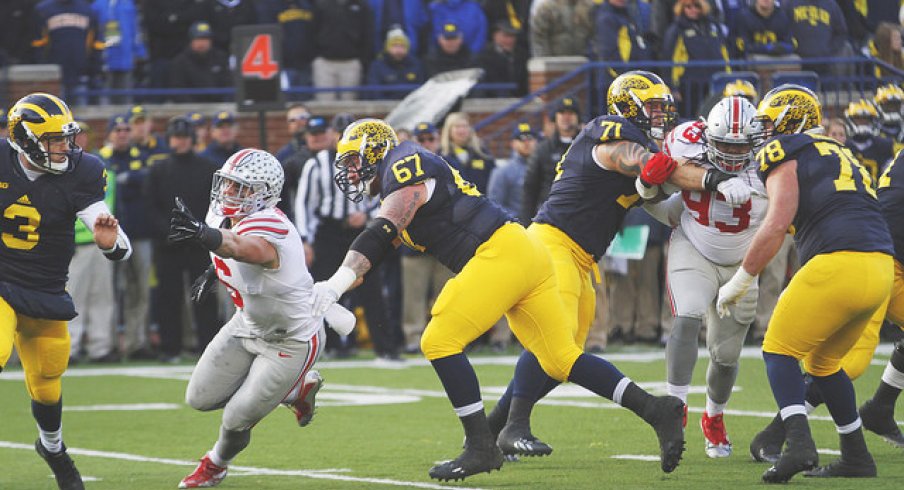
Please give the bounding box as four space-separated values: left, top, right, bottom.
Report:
256 0 317 95
168 21 231 102
312 0 374 101
429 0 487 55
530 0 596 56
93 0 147 104
592 0 653 79
663 0 731 116
474 20 528 96
733 0 795 58
365 28 425 99
424 22 474 77
369 0 429 57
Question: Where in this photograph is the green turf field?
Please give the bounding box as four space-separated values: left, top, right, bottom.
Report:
1 345 902 489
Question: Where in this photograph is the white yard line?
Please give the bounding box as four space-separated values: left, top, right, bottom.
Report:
0 441 487 490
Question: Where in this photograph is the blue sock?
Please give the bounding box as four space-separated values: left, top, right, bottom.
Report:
763 352 806 410
804 375 824 408
812 369 859 427
430 353 482 409
32 399 62 432
566 353 624 400
512 351 558 401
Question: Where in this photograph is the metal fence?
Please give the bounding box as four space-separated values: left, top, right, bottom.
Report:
474 57 904 159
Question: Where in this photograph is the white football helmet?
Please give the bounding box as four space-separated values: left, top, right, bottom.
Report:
211 149 284 218
704 96 759 174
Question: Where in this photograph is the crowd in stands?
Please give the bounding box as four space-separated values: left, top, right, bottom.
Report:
0 0 901 105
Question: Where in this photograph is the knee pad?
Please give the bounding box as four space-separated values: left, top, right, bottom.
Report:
534 351 575 382
33 335 69 379
671 316 703 342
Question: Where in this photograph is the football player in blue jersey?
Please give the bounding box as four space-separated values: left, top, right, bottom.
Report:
0 93 132 490
843 99 895 183
309 116 695 482
717 84 894 482
487 70 755 459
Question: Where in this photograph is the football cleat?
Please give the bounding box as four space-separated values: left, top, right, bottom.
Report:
428 439 504 482
803 459 877 478
750 414 784 463
35 439 84 490
179 455 227 488
859 398 904 448
701 412 732 458
285 370 323 427
761 415 818 484
642 395 686 473
496 424 553 457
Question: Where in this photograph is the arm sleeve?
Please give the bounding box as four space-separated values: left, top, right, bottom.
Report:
77 200 133 258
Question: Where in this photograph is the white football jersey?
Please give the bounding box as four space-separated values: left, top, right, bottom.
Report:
664 120 768 266
205 207 320 341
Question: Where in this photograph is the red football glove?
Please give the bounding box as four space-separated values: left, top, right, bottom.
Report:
639 152 678 187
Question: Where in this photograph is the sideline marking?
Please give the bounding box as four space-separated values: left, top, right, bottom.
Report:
0 441 487 490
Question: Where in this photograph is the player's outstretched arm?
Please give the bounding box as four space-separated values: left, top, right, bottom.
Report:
78 200 132 261
311 184 428 316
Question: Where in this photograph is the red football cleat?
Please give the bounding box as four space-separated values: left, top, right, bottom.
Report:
286 370 323 427
179 455 227 488
701 411 732 458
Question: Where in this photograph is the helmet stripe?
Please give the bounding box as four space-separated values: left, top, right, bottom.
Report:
226 148 254 171
731 96 740 134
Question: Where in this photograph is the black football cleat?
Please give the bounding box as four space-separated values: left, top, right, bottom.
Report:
750 414 785 463
642 395 686 473
859 398 904 448
803 459 876 478
35 439 85 490
428 439 504 482
761 416 818 484
497 424 553 457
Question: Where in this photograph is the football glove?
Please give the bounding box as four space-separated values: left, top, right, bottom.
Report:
191 264 218 304
716 268 757 318
639 152 678 187
168 197 223 250
311 266 357 316
715 178 753 207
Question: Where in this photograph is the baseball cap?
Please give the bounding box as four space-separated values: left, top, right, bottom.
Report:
493 19 520 35
441 23 462 39
186 111 208 127
129 105 148 122
555 97 580 115
332 113 356 133
511 122 536 140
413 122 438 136
189 21 213 40
307 116 328 134
212 111 236 126
107 114 130 132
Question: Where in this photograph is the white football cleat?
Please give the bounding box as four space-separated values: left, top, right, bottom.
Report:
701 411 732 458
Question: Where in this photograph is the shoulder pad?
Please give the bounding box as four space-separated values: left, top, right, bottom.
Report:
663 121 706 160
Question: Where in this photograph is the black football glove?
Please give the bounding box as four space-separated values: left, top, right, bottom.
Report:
191 264 218 303
168 197 223 250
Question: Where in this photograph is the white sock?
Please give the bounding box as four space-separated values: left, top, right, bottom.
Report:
38 425 63 454
705 397 726 416
666 383 689 404
207 448 229 468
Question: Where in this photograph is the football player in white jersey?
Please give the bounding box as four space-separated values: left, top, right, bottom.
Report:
643 96 767 458
167 149 355 488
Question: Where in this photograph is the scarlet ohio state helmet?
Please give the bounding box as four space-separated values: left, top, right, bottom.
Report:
211 149 284 217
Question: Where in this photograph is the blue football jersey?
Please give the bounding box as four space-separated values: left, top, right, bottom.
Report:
535 115 659 259
379 141 512 273
878 150 904 262
757 133 893 265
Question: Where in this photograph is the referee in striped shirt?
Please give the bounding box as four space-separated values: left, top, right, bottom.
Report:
294 116 401 360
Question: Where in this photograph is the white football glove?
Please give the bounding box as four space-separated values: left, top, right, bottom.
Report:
310 266 357 316
716 268 757 318
716 177 753 207
324 303 356 336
